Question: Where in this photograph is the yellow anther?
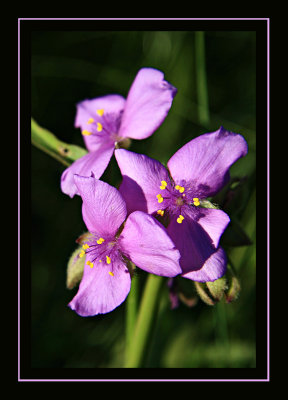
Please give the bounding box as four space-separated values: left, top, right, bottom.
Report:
108 271 114 277
97 122 103 132
106 256 111 264
97 238 105 244
175 185 180 190
86 260 94 268
157 209 164 217
96 109 104 116
79 250 85 258
177 215 184 224
156 194 164 203
99 260 102 263
179 186 185 193
87 118 94 124
193 198 200 206
82 244 90 250
82 130 92 136
160 180 167 190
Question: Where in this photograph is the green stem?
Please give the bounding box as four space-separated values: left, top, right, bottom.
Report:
195 31 210 127
124 274 164 368
31 118 88 166
125 274 139 362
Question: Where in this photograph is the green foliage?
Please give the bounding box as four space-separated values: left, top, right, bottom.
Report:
31 29 256 369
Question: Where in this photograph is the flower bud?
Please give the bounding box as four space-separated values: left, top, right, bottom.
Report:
66 246 86 289
224 268 241 303
194 276 227 306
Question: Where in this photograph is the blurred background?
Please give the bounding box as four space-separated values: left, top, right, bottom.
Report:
31 28 256 369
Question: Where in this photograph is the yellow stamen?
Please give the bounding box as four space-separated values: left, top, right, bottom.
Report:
179 186 185 193
79 250 85 258
175 185 180 190
160 180 167 190
87 118 94 124
97 122 103 132
97 238 105 244
86 260 94 268
193 198 200 206
82 244 90 250
157 209 164 217
99 259 102 263
156 194 164 203
106 256 111 264
108 271 114 277
177 215 184 224
82 130 92 136
96 109 104 116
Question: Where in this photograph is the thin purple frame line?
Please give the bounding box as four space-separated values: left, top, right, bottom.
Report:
19 17 269 382
18 17 269 21
267 18 270 382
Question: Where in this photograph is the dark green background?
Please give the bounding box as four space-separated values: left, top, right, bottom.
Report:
31 26 257 370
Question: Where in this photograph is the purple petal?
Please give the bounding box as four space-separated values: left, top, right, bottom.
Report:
75 95 126 152
115 149 170 214
60 145 115 198
74 175 127 237
166 213 225 280
69 258 131 316
182 247 227 282
119 211 181 277
167 127 248 197
118 68 177 140
187 207 230 249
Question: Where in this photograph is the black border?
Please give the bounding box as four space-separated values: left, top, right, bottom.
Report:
20 17 269 382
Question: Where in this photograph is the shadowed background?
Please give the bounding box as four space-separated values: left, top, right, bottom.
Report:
31 28 256 369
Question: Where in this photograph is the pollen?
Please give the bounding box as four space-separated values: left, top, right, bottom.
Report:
193 198 200 206
79 250 85 258
82 244 90 250
97 238 105 244
96 109 104 116
97 122 103 132
177 215 184 224
175 185 185 193
82 130 92 136
108 271 114 277
160 180 167 190
156 194 164 203
87 118 94 124
157 209 164 216
86 260 94 268
106 256 111 264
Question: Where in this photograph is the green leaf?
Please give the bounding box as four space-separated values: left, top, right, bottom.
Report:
31 118 88 166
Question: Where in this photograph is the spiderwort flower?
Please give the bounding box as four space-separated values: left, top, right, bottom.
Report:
68 175 181 316
61 68 177 198
115 127 248 282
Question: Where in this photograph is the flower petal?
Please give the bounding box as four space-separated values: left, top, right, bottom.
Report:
74 175 127 237
167 127 248 197
119 211 181 277
118 68 177 140
115 149 170 214
166 213 225 280
187 207 230 249
60 145 115 198
75 95 126 152
68 258 131 316
182 247 227 282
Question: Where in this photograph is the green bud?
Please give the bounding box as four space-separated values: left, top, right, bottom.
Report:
194 281 216 306
224 269 241 303
66 247 86 289
199 199 220 209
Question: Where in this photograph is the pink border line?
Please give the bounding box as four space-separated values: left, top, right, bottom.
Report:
19 17 270 383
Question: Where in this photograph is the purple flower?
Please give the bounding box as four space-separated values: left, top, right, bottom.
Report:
61 68 177 198
115 127 248 282
68 175 181 316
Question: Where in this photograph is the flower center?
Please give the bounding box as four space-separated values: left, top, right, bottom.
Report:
79 234 119 277
155 180 201 223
